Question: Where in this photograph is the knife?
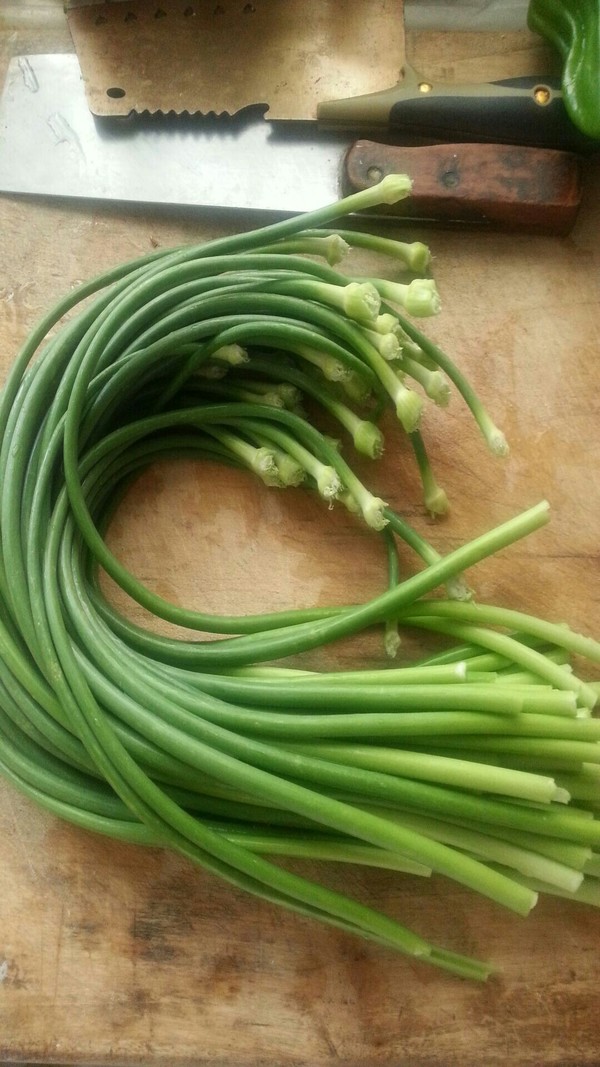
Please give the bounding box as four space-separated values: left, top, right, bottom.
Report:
0 54 582 233
318 68 598 154
318 0 599 154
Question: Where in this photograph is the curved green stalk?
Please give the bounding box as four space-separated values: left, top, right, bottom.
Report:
1 175 598 981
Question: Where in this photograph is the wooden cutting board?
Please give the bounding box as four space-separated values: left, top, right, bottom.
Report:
1 9 599 1067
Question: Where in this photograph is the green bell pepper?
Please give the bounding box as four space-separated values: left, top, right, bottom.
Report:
528 0 600 140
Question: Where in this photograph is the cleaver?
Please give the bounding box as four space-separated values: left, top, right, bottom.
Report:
0 55 583 233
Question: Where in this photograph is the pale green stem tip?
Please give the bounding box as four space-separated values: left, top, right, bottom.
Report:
373 173 413 205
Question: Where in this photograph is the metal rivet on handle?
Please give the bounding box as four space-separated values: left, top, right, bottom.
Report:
366 166 384 184
534 85 552 106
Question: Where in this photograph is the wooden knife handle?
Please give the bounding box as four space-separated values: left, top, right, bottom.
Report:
343 141 583 234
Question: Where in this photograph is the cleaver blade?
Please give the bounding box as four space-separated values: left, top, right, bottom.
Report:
0 55 582 234
403 0 530 32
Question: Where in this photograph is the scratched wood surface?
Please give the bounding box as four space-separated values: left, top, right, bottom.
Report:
1 5 600 1066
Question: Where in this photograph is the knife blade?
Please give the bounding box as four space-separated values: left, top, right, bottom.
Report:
0 54 582 233
403 0 530 32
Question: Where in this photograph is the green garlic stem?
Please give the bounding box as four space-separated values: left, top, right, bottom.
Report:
401 354 451 406
280 741 568 805
410 430 450 516
301 228 431 272
391 311 510 455
367 277 442 317
257 234 351 265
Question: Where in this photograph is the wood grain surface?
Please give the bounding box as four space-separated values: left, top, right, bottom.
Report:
1 5 599 1066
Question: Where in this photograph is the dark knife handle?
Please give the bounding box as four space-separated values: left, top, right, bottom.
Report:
319 76 599 154
343 141 582 234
